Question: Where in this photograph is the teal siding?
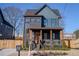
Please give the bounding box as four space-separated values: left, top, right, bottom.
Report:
37 6 62 28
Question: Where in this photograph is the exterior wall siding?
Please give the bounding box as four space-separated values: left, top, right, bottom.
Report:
38 7 58 19
25 17 42 28
37 7 62 28
0 9 14 39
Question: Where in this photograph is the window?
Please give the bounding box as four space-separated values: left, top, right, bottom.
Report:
25 17 30 23
52 33 55 39
44 19 48 27
30 17 42 27
43 30 50 40
52 31 60 40
44 33 47 39
31 17 41 23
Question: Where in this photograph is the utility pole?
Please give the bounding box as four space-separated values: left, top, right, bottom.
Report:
28 39 31 56
23 18 26 48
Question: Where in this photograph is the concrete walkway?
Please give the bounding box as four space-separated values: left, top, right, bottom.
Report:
0 48 16 56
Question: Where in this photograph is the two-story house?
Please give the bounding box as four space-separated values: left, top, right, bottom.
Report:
0 8 14 39
24 4 63 48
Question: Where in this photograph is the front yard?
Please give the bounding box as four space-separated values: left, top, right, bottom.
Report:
9 49 79 56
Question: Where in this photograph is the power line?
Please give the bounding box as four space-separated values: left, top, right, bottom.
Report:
62 3 68 15
62 3 68 32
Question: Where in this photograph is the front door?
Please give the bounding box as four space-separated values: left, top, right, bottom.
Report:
34 31 40 44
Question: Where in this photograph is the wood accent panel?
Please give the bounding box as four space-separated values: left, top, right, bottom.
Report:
60 30 63 40
40 30 42 40
50 30 53 48
50 30 52 40
29 29 32 40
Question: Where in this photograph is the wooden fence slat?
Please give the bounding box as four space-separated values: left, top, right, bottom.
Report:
0 39 23 48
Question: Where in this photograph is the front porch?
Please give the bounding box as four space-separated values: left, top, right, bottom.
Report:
28 28 63 49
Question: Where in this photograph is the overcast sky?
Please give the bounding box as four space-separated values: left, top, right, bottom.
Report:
0 3 79 33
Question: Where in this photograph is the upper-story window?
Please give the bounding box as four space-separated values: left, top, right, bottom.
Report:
43 18 59 28
25 17 30 23
25 17 41 23
31 17 41 23
44 19 48 27
43 19 52 27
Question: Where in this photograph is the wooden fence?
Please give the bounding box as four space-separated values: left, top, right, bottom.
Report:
0 39 23 48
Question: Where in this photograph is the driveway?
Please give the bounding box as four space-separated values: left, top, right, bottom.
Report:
0 48 16 56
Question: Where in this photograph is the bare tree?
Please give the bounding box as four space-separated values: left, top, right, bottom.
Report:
2 7 24 38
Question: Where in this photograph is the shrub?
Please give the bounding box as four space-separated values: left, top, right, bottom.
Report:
21 42 29 50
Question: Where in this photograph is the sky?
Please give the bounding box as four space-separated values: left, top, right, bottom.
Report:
0 3 79 33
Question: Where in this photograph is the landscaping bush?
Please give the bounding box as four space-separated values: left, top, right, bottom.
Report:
62 41 68 48
21 41 70 51
21 42 29 50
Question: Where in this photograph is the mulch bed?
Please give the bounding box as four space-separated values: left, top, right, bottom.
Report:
32 51 68 56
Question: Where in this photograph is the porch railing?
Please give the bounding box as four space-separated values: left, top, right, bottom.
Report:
43 39 61 46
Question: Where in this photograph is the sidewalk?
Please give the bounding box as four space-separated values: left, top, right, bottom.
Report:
0 48 16 56
1 49 79 56
9 50 29 56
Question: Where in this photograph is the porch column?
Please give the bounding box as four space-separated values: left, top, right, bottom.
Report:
28 29 32 51
60 30 63 47
29 29 32 41
28 29 32 55
38 30 42 49
40 30 42 41
50 30 53 48
60 30 63 40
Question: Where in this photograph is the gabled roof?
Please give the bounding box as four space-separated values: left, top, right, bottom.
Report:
25 9 38 16
0 8 14 28
24 4 62 18
35 4 60 16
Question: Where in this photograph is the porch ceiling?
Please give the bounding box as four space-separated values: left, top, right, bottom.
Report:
28 27 63 30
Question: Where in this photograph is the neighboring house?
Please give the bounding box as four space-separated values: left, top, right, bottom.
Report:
24 4 64 48
0 8 14 39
